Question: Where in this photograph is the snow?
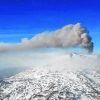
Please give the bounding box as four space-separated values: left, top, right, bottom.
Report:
0 53 100 100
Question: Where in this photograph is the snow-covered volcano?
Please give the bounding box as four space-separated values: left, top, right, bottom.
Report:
0 53 100 100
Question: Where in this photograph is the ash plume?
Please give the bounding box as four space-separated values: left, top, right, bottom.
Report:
0 23 93 53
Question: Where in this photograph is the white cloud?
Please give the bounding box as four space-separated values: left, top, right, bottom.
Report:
0 51 99 71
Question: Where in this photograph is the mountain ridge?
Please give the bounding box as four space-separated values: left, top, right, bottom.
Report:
0 53 100 100
0 68 100 100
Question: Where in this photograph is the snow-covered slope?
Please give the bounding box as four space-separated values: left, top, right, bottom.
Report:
0 53 100 100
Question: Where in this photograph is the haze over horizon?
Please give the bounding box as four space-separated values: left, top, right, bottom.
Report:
0 0 100 71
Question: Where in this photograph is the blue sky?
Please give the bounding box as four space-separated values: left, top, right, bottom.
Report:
0 0 100 52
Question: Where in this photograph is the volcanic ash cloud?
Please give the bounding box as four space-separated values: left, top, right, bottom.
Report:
0 23 93 53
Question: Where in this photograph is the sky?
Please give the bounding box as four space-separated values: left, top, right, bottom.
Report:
0 0 100 53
